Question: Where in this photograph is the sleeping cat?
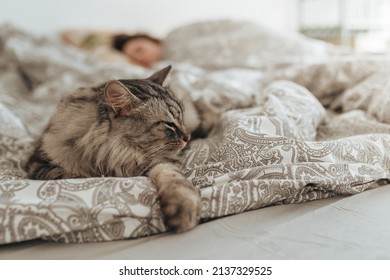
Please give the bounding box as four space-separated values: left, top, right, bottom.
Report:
24 66 200 233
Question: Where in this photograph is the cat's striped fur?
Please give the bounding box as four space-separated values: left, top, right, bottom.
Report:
25 66 200 232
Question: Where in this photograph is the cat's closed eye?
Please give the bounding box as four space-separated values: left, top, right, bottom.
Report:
165 122 190 142
163 122 178 138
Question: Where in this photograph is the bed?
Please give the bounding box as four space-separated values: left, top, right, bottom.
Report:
1 20 390 260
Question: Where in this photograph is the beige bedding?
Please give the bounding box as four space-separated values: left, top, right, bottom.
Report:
1 22 390 245
3 185 390 259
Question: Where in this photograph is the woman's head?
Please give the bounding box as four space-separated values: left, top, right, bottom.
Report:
112 33 163 68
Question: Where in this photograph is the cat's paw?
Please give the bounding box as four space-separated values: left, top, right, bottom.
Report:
148 163 201 233
158 181 201 233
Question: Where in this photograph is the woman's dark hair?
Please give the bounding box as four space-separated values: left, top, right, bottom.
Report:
112 33 162 51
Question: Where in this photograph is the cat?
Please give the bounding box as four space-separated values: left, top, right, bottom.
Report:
24 65 201 233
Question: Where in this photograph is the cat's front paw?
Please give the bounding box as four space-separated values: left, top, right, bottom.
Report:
148 163 201 233
159 181 201 233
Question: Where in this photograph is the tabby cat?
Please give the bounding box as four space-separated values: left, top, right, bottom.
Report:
25 66 200 233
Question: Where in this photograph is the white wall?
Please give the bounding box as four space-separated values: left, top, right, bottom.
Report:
0 0 298 36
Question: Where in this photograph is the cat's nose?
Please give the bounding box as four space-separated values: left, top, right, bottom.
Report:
181 129 190 142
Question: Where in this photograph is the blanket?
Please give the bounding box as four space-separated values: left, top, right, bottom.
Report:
163 20 341 70
1 22 390 244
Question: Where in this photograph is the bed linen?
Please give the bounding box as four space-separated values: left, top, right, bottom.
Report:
1 21 390 252
163 19 341 71
2 184 390 259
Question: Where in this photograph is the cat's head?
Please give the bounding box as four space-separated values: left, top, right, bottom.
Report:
102 66 190 159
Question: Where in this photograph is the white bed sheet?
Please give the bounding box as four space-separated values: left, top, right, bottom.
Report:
1 184 389 260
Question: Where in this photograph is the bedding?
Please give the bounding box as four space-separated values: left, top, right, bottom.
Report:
1 21 390 249
163 19 343 71
60 28 132 65
3 186 390 259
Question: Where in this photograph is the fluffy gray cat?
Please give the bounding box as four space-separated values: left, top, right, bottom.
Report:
25 66 200 233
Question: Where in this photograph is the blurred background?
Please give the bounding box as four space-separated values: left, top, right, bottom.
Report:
1 0 390 53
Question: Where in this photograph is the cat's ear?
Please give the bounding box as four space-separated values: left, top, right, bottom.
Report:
104 81 141 116
147 65 172 86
